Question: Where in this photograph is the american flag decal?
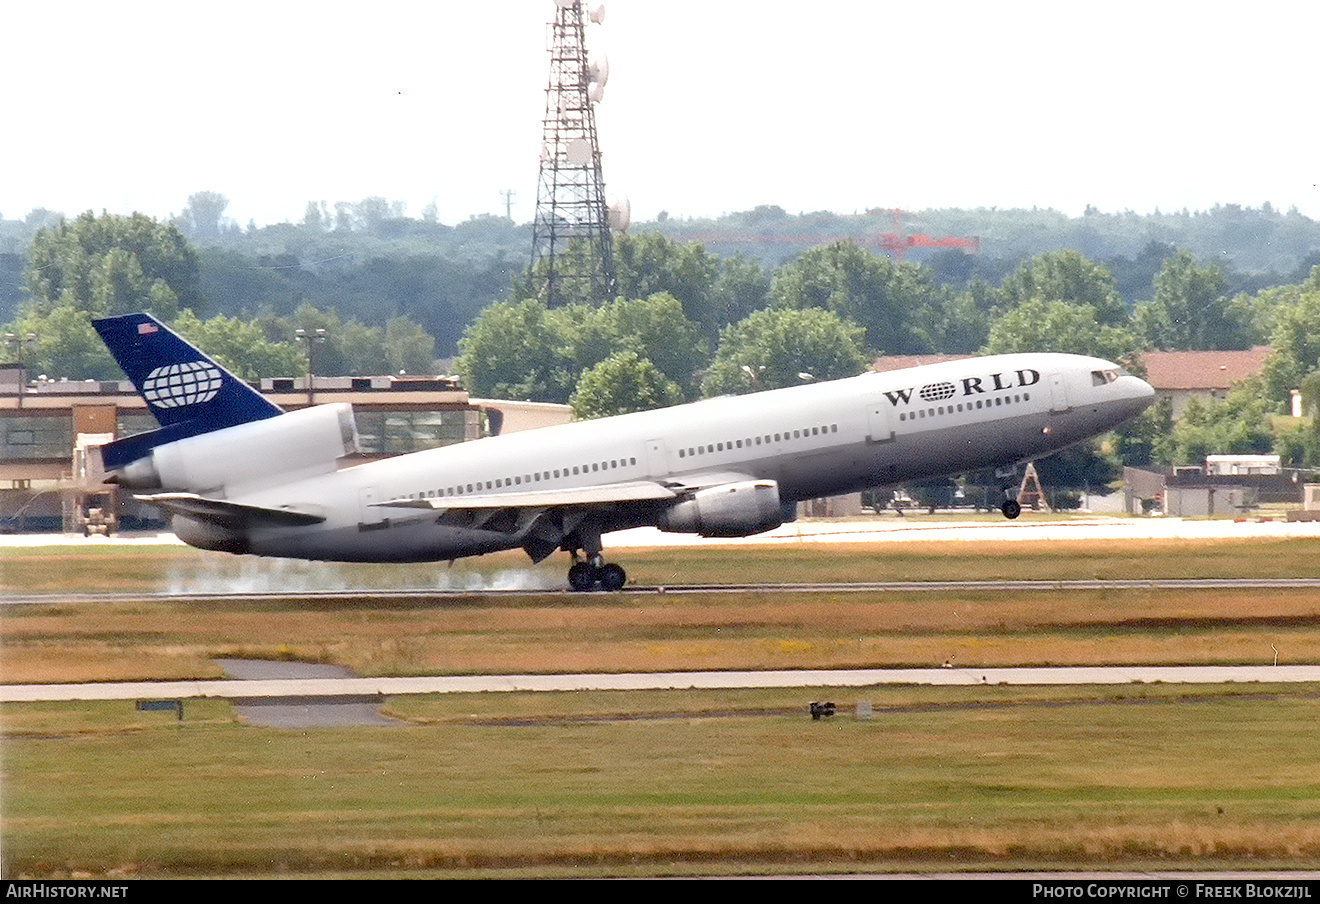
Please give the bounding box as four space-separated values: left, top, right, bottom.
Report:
138 322 158 335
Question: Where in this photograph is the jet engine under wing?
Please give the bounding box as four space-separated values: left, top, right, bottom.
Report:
137 493 328 528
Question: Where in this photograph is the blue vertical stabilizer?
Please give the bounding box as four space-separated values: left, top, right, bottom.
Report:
93 313 284 470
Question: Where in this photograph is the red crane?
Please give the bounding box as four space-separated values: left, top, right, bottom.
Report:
873 209 979 262
667 209 979 262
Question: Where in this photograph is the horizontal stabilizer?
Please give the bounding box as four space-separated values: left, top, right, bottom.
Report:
137 493 326 528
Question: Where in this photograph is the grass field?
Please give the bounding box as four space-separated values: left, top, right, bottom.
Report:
4 532 1320 593
6 686 1320 877
4 534 1320 877
5 538 1320 683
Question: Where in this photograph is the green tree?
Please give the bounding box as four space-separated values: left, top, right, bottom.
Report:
983 297 1144 364
570 351 685 419
8 212 205 379
279 304 437 379
454 298 576 402
1115 395 1174 468
995 250 1127 327
24 211 200 319
770 240 951 355
3 304 118 380
1258 267 1320 409
510 239 612 309
176 191 230 241
709 253 770 327
1135 250 1248 350
1284 369 1320 465
462 292 709 404
701 307 866 397
170 310 303 381
613 232 722 333
1166 379 1277 464
592 293 707 398
384 315 437 374
1033 439 1124 494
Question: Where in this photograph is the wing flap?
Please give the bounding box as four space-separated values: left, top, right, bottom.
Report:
655 471 760 493
137 493 327 528
377 480 678 511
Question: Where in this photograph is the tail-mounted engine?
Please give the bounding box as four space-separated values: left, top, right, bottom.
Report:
106 403 359 497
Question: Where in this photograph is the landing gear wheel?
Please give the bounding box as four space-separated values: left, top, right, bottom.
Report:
568 561 597 592
597 563 627 592
1001 499 1022 520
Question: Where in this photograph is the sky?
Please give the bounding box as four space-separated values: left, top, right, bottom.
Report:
2 0 1317 230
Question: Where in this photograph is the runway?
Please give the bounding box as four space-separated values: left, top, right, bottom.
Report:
7 664 1320 704
6 517 1319 707
6 577 1320 606
4 515 1320 550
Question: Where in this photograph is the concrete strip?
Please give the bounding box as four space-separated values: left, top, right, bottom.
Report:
7 665 1320 703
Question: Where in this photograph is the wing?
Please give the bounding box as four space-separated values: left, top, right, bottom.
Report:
137 493 327 528
376 478 709 563
380 479 679 512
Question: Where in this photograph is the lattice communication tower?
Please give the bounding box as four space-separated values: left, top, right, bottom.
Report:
530 1 626 307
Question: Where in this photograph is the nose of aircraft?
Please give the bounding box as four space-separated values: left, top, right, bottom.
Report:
1120 374 1156 418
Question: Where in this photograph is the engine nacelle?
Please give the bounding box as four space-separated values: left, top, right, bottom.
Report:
172 516 250 555
110 403 359 496
657 480 783 538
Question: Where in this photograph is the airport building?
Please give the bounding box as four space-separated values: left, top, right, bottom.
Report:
1139 346 1274 418
0 363 571 533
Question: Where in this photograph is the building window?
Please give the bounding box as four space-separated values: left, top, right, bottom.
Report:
116 413 157 439
353 410 473 455
1 415 72 460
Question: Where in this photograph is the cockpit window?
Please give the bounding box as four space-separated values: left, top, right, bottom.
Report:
1091 369 1119 386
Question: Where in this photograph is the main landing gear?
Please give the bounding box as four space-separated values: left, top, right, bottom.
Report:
563 521 628 592
567 554 627 592
1001 498 1022 519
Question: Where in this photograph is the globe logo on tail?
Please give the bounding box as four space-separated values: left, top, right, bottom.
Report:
142 361 223 408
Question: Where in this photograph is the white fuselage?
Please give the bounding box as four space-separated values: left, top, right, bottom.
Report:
172 353 1153 562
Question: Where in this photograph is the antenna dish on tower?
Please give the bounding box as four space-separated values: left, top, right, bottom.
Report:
608 197 631 233
566 137 594 166
588 55 609 102
532 0 618 306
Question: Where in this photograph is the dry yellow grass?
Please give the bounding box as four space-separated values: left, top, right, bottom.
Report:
4 533 1320 593
5 584 1320 683
6 535 1320 876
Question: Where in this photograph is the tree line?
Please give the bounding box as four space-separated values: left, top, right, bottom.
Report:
3 203 1318 482
5 194 1320 352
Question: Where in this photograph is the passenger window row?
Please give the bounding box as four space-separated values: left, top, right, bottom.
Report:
411 456 642 500
676 424 840 460
898 392 1031 422
404 419 845 502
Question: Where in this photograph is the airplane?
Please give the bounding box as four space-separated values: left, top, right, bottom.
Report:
93 312 1155 591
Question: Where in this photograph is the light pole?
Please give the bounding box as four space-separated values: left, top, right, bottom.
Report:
294 328 326 406
4 332 36 409
741 364 765 390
